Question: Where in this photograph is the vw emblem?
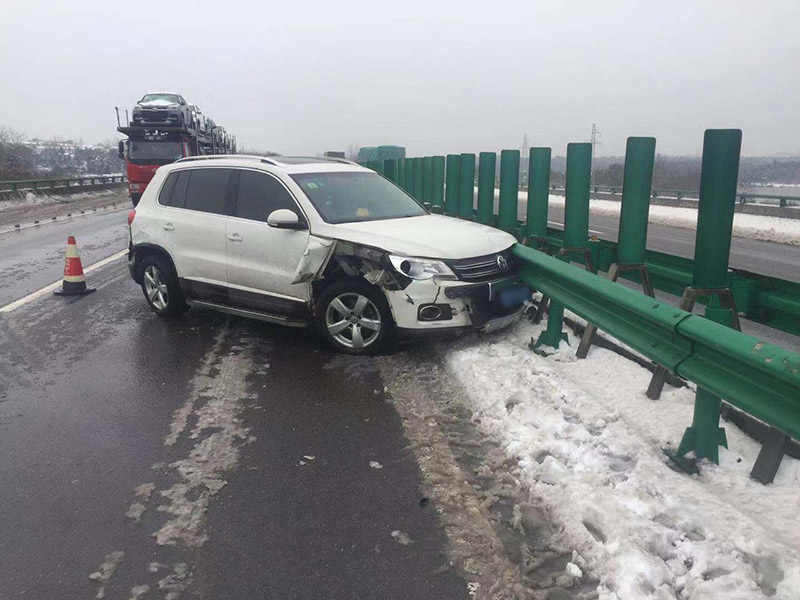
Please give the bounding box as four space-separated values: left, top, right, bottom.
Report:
496 255 509 273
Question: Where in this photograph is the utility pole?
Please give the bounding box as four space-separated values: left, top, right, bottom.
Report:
590 123 602 184
521 134 529 185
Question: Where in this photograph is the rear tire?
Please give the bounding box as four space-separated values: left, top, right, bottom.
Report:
139 255 187 317
315 280 393 355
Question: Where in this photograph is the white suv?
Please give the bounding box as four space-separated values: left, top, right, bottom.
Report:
127 155 528 354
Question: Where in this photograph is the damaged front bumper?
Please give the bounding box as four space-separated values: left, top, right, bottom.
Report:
386 275 528 337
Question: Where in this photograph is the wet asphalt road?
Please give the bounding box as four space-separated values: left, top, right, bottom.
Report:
0 257 469 599
0 207 129 306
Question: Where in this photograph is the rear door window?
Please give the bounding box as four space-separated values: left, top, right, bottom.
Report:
232 170 304 223
158 172 178 206
184 168 233 215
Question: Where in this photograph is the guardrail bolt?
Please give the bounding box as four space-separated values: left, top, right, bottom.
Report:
498 149 520 233
458 153 476 219
477 152 496 224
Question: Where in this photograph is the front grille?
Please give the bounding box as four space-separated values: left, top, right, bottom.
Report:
141 110 170 121
448 248 515 282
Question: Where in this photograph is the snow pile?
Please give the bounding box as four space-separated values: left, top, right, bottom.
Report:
444 320 800 599
546 195 800 247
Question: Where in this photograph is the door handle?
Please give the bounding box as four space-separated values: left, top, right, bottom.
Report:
227 233 242 242
162 223 175 231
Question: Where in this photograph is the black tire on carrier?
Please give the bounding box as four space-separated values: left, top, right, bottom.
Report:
314 280 394 355
139 255 188 317
130 193 142 207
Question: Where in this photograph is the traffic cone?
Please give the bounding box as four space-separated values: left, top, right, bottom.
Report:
54 236 96 296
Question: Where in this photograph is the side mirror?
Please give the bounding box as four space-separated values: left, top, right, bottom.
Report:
118 141 125 160
267 209 306 230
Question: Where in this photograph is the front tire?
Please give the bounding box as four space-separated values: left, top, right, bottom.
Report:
139 255 187 317
315 281 393 355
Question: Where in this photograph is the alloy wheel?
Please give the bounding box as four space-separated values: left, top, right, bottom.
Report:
325 293 382 349
143 265 169 310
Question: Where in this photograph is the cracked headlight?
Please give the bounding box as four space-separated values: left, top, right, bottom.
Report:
389 255 457 281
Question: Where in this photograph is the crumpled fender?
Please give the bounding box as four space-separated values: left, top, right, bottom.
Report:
291 236 336 284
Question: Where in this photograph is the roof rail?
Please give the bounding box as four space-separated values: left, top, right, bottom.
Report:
271 155 359 166
175 154 279 165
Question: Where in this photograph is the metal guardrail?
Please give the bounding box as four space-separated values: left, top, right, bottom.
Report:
0 175 127 193
541 230 800 338
375 131 798 480
513 244 800 442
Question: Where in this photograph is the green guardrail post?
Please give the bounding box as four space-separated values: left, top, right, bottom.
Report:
617 137 656 265
413 158 424 202
498 149 520 233
458 153 476 219
444 154 461 216
674 129 742 466
564 143 592 249
422 156 433 205
431 156 445 210
477 151 496 224
397 158 406 192
383 159 398 184
693 129 742 289
526 148 551 240
404 159 414 195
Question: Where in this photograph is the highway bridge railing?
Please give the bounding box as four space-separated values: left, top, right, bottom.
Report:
548 183 800 209
0 175 127 196
370 130 799 480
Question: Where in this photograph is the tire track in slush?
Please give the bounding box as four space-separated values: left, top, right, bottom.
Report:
89 323 262 599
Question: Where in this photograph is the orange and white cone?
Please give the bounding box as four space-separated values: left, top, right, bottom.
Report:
54 236 96 296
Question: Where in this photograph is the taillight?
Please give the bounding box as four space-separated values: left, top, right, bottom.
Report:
128 209 136 226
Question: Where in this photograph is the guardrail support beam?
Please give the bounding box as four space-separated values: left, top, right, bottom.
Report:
577 137 657 359
659 129 743 466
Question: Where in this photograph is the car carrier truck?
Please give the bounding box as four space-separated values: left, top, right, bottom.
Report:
115 106 236 206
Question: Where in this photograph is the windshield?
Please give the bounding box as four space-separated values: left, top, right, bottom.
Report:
290 172 427 224
128 141 183 163
140 93 180 104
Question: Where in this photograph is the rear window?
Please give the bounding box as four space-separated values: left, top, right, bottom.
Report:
183 169 233 215
290 172 426 224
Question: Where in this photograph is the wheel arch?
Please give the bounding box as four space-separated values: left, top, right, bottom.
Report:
130 243 178 284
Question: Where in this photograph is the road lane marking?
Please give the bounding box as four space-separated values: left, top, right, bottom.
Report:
547 220 603 235
0 249 127 313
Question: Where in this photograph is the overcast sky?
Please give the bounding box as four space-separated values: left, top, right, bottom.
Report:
1 0 798 157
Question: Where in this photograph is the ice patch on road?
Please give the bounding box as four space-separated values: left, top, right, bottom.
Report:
443 318 800 599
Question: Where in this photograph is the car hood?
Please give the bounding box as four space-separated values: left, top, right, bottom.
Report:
138 100 178 108
313 214 517 260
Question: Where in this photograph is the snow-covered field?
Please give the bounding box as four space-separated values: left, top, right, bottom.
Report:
0 189 118 213
444 317 800 599
547 195 800 247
